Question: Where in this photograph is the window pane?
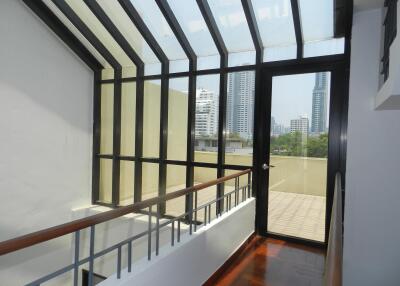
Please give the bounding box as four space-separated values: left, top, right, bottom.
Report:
119 161 134 206
129 0 188 62
304 38 345 58
142 163 159 200
43 0 110 68
224 169 250 201
268 72 330 242
143 80 161 158
207 0 255 56
167 0 219 58
168 78 188 161
194 167 217 222
225 71 254 166
101 69 114 80
120 82 136 156
166 165 187 216
264 45 297 62
229 51 256 67
197 55 221 70
251 0 297 61
170 59 190 73
122 66 136 78
99 159 113 203
65 0 135 67
100 84 113 154
97 0 161 75
195 75 220 163
299 0 334 43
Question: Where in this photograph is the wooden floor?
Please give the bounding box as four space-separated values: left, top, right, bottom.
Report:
211 236 325 286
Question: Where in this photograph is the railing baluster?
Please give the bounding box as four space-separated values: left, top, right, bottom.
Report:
204 205 207 226
73 230 80 286
117 246 122 279
248 172 251 197
237 177 240 206
128 241 132 273
156 204 160 256
208 204 211 224
194 191 198 232
171 220 175 246
88 226 95 286
189 219 192 235
177 220 181 243
148 205 152 261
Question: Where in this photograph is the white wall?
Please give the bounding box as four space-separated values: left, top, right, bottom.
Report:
344 8 400 286
0 0 93 241
100 199 256 286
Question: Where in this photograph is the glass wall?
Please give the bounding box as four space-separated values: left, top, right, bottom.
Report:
100 84 114 155
167 78 189 161
142 163 159 200
225 71 255 166
194 167 218 222
44 0 347 228
194 74 220 164
120 82 136 156
165 164 187 216
143 80 161 158
119 161 134 206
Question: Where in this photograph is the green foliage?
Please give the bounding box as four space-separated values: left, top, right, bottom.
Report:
270 132 328 158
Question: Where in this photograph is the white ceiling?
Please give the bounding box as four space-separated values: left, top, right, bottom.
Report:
354 0 384 11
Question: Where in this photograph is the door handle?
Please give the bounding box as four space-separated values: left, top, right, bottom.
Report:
262 163 275 170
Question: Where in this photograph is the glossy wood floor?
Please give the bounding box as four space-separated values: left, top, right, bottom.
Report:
213 236 325 286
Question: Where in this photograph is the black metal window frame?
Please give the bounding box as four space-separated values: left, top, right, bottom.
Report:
382 0 398 82
24 0 353 246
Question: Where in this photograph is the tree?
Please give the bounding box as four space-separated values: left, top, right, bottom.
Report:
270 132 328 158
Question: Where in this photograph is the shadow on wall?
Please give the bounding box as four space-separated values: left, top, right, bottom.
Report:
0 0 93 132
0 0 93 242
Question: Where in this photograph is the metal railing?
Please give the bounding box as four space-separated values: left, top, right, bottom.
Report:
0 169 252 286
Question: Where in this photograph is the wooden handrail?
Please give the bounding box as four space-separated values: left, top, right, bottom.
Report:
324 172 343 286
0 169 251 256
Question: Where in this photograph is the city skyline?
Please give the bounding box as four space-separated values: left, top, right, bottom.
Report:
187 71 330 140
271 72 330 136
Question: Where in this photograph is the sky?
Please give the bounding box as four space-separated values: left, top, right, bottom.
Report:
272 73 331 127
168 71 331 129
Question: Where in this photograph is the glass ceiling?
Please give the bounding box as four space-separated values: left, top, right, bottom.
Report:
65 0 134 67
208 0 255 53
252 0 297 61
129 0 187 61
43 0 111 68
299 0 334 43
41 0 344 72
166 0 219 57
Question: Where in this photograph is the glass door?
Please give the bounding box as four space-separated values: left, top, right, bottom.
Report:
265 72 331 242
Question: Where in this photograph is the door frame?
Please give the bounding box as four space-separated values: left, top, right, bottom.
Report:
253 59 349 247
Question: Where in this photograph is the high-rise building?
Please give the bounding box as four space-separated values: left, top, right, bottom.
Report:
227 70 255 140
290 116 309 135
311 72 328 134
271 116 287 137
195 88 218 137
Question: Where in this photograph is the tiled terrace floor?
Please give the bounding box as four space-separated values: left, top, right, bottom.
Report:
142 183 326 242
268 191 326 242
